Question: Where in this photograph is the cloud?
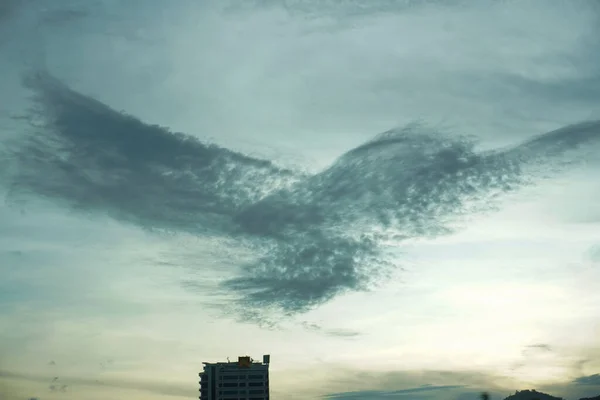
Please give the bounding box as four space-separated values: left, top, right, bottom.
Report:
0 0 89 28
9 72 302 236
527 344 553 351
37 8 89 28
574 375 600 386
3 72 600 320
0 0 21 23
314 368 513 400
323 385 468 399
300 321 361 338
523 344 553 356
588 245 600 263
320 366 600 400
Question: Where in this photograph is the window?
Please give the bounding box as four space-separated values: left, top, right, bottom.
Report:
223 383 238 388
248 375 264 380
249 382 264 387
249 389 264 394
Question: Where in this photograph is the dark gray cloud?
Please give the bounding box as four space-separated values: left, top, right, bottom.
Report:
574 375 600 386
0 0 20 22
0 0 24 48
3 72 600 318
0 0 88 27
8 72 303 236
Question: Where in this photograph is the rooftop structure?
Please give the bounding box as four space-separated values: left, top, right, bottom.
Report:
199 355 270 400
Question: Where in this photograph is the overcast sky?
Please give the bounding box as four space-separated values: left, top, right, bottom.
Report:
1 1 600 400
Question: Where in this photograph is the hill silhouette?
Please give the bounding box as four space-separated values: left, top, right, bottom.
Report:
502 390 563 400
498 390 600 400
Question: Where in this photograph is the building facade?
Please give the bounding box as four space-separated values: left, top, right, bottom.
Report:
199 355 270 400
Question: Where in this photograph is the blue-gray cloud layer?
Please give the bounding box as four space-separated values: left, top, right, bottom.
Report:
575 375 600 386
323 385 467 399
3 72 600 316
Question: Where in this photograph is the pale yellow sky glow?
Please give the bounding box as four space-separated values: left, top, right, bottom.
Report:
2 202 599 399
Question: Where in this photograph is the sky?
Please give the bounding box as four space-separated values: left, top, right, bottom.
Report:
1 1 600 399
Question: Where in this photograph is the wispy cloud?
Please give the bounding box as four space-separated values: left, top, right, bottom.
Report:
4 71 600 320
321 367 600 400
313 368 513 400
588 245 600 263
300 321 361 338
523 344 553 355
323 385 468 399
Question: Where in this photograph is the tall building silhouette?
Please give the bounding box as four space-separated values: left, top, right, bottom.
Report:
199 355 270 400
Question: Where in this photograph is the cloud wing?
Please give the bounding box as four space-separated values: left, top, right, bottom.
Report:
7 72 302 236
226 122 600 313
237 121 600 241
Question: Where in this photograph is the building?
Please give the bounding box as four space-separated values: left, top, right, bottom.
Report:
199 355 270 400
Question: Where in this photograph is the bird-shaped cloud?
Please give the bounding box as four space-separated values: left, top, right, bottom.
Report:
4 71 600 320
